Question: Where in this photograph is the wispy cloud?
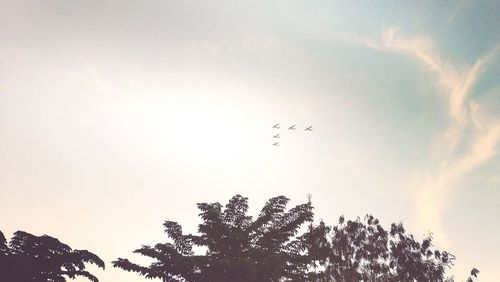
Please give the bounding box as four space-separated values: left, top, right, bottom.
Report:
448 0 472 24
353 27 500 244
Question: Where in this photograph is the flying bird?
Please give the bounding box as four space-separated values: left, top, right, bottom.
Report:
288 125 296 130
272 123 280 129
272 142 279 146
305 126 313 131
273 134 280 138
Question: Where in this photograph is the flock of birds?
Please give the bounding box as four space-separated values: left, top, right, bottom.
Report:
271 123 313 146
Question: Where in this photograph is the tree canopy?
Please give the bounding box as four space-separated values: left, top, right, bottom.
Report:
304 215 457 281
0 230 104 282
113 194 315 281
113 194 478 282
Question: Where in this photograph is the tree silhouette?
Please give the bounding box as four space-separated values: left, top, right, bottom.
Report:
304 215 476 282
113 194 315 282
113 194 478 282
0 230 104 282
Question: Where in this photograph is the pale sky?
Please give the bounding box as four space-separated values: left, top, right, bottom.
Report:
1 1 499 281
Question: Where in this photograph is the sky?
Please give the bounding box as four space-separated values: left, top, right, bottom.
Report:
1 0 499 281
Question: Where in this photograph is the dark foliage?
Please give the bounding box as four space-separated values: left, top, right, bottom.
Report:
305 215 477 282
465 267 480 282
0 230 104 282
113 194 479 282
113 194 315 282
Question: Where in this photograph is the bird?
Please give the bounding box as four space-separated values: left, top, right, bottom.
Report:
273 134 280 138
272 142 279 146
288 125 296 130
272 123 280 129
305 126 313 131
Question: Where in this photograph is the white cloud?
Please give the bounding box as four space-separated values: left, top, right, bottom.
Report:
355 27 500 245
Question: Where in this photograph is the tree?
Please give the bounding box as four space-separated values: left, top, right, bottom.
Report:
113 194 478 282
304 215 477 282
0 230 104 282
113 194 315 282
